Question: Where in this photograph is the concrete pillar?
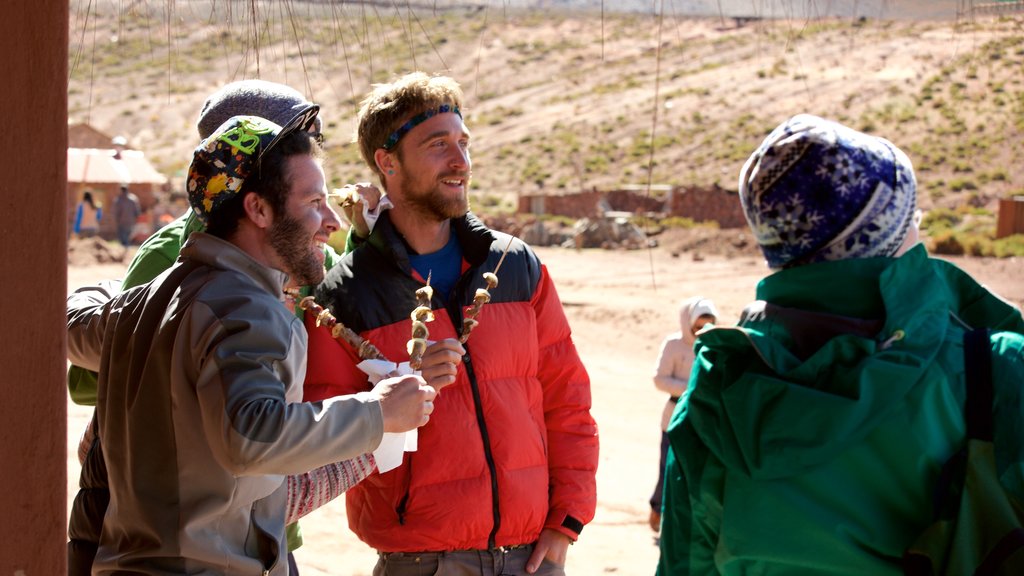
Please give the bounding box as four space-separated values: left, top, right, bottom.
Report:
0 0 69 573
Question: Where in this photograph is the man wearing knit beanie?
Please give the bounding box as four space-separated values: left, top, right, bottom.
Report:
67 80 328 576
658 115 1024 575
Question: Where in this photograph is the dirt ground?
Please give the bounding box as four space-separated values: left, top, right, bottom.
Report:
66 241 1024 575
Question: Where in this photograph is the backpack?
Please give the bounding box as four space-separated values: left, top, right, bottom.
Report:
903 328 1024 576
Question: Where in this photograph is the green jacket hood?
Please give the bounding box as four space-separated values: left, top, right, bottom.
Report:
677 245 955 480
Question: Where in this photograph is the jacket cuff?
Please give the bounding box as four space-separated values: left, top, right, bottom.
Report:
545 510 584 541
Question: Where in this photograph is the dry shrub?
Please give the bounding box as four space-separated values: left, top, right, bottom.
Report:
929 230 965 255
993 234 1024 258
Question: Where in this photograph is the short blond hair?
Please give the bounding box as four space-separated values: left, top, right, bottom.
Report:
355 72 464 181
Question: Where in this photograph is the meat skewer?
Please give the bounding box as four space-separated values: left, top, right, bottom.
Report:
408 274 434 370
459 235 516 344
284 288 388 362
459 272 497 344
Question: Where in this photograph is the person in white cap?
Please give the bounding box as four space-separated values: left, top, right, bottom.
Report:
648 296 717 533
112 183 141 246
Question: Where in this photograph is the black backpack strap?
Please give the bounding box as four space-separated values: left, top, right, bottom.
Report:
964 327 1024 576
963 327 993 442
904 327 1022 576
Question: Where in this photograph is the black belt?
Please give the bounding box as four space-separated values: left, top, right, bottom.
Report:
380 544 532 559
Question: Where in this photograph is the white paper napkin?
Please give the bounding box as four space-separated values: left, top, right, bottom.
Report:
358 358 418 473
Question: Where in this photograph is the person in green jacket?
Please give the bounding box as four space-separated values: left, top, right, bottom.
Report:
66 79 371 576
657 114 1024 576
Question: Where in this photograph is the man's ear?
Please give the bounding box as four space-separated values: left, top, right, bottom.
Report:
374 149 396 176
242 192 273 229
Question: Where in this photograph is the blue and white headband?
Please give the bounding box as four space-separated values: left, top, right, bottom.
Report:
381 103 462 151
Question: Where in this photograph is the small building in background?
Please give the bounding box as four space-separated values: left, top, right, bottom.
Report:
67 122 168 241
517 183 746 228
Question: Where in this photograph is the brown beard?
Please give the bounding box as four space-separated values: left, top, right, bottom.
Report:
268 211 324 286
403 174 471 222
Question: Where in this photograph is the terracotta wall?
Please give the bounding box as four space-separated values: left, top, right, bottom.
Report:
518 185 747 228
0 0 68 573
667 185 748 228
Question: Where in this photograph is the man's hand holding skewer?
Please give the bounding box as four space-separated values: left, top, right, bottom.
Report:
373 375 437 432
417 338 465 392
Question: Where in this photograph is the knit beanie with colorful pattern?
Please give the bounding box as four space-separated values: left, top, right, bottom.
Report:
738 114 917 269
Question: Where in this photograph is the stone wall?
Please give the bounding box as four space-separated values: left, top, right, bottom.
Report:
518 184 747 228
668 185 747 228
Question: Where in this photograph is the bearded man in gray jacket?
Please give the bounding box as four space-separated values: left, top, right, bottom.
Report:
66 106 439 575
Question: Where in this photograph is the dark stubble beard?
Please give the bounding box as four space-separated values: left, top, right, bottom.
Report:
268 212 324 286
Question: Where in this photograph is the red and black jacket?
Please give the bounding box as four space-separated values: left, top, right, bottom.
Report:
307 212 598 552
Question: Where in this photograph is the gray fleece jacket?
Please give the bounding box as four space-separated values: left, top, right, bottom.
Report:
67 232 383 575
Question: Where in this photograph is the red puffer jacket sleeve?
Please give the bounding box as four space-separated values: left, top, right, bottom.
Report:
532 264 599 540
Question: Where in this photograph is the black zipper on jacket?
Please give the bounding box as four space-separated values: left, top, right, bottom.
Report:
396 493 409 525
395 451 414 525
462 350 501 549
446 271 501 549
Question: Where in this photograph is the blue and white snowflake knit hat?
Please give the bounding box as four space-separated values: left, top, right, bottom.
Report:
738 114 917 269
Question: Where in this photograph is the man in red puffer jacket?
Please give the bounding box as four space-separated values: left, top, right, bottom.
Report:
308 72 599 576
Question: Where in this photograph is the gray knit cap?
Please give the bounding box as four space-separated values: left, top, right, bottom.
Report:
196 79 323 140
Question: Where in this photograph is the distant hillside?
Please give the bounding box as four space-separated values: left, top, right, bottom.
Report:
68 3 1023 224
237 0 1002 21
